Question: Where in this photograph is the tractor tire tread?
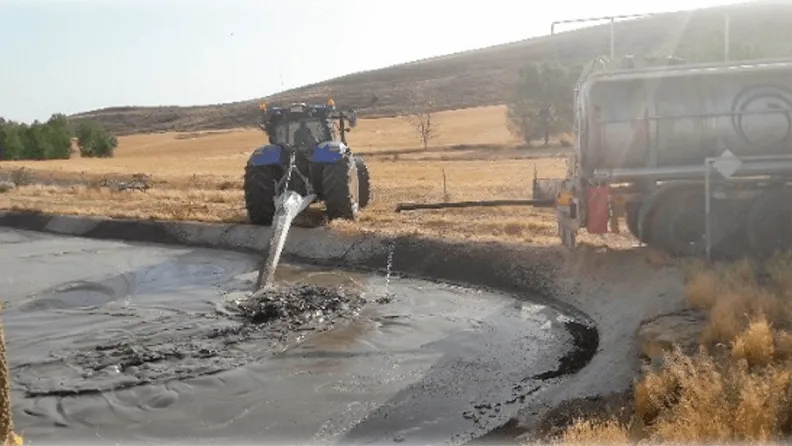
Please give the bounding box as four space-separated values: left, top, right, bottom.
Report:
355 156 372 208
244 164 278 226
322 157 359 220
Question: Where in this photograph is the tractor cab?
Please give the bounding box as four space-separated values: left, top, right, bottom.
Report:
258 100 358 149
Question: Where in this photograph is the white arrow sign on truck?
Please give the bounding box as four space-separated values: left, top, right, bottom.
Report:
712 149 743 179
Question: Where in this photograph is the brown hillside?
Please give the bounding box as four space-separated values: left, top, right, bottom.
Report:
70 1 792 135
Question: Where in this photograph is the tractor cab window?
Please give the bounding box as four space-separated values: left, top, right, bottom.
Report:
271 118 333 146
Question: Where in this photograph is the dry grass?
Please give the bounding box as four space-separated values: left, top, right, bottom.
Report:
553 254 792 445
0 106 576 245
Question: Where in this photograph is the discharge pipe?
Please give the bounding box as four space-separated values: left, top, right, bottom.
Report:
550 10 732 63
395 199 555 212
550 13 651 60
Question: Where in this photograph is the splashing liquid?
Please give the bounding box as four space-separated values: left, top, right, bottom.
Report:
384 240 396 298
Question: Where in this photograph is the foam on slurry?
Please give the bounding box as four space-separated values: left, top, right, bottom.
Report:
225 283 366 327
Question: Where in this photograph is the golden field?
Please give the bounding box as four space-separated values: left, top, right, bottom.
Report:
0 105 579 245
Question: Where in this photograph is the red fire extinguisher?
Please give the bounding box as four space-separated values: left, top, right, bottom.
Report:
586 186 611 235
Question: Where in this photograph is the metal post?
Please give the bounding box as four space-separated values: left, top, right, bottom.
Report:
705 159 712 262
549 13 651 59
610 18 615 60
723 13 730 62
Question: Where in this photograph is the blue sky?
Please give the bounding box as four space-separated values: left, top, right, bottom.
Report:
0 0 745 123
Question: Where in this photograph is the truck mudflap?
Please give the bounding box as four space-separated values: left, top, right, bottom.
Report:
586 186 611 234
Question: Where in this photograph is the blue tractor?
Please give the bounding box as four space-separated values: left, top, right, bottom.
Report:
244 99 372 226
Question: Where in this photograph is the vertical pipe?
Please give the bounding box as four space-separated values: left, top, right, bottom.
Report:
340 115 347 145
551 22 556 35
610 18 615 59
723 13 730 62
705 160 712 262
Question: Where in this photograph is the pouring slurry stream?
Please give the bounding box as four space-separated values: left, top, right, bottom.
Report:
256 189 315 290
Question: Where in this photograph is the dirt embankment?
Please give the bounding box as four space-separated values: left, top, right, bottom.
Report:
470 242 689 443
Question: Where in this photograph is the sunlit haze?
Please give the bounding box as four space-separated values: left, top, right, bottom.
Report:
0 0 748 123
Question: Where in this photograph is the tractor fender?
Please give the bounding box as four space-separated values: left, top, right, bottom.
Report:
248 144 283 166
312 141 348 164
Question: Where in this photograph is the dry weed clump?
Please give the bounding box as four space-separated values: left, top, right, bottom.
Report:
0 305 22 446
731 316 775 367
559 418 632 445
637 350 792 443
552 253 792 445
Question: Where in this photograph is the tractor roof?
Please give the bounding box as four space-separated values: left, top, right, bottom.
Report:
264 103 334 121
259 100 357 127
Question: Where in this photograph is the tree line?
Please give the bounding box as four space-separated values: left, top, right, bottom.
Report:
0 114 118 160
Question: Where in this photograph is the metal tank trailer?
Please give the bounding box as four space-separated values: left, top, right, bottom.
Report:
395 55 792 260
539 55 792 259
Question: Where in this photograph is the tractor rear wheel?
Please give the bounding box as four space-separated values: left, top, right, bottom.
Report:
244 164 280 226
322 156 360 221
355 156 372 209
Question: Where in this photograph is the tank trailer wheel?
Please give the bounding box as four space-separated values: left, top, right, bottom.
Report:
355 156 372 209
746 188 792 258
322 156 360 221
244 164 280 226
648 190 707 257
625 201 646 243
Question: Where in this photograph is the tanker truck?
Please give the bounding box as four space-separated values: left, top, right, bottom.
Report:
539 55 792 260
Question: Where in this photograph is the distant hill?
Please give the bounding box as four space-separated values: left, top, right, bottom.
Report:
70 1 792 135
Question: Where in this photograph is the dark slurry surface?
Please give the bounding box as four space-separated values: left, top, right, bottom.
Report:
19 284 367 398
0 228 584 445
